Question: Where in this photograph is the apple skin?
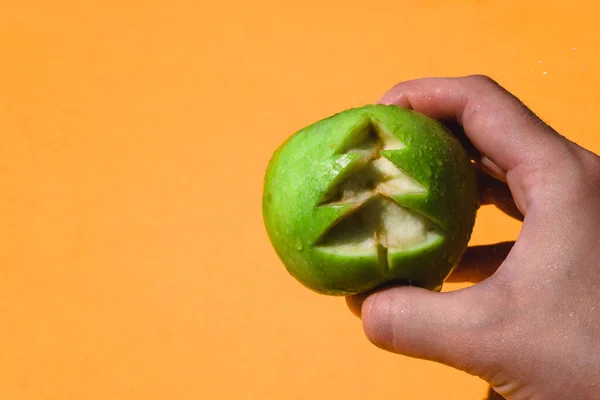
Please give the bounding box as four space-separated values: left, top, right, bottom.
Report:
262 105 479 296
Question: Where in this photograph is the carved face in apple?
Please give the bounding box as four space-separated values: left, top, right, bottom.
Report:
263 105 479 296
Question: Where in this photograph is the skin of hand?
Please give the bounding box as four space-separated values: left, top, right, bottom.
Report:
346 75 600 400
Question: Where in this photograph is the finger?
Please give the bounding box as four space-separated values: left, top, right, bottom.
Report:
346 281 404 319
476 169 524 221
479 156 506 182
443 122 521 219
347 241 514 318
378 75 560 172
346 293 367 318
443 121 507 183
378 75 570 213
441 120 481 161
347 242 514 315
446 242 515 283
359 285 497 375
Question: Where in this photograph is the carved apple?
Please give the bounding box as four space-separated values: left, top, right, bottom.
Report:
262 105 478 295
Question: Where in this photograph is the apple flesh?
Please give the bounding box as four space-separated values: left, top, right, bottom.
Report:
262 105 479 296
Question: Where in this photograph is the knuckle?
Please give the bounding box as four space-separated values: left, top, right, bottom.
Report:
465 74 499 87
578 147 600 199
391 81 404 90
389 80 408 91
581 147 600 181
563 144 600 185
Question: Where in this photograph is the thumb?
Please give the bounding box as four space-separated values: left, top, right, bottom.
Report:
354 285 499 376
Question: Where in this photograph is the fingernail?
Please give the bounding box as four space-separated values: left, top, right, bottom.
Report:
346 294 368 319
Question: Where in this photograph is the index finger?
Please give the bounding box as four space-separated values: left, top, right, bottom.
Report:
378 75 566 174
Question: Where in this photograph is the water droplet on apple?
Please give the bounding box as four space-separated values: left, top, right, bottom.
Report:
295 239 304 251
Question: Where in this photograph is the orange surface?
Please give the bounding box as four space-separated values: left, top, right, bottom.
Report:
1 1 598 399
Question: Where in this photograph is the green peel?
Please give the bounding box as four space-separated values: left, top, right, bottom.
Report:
262 105 479 296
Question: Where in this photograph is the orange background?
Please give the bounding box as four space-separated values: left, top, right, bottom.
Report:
1 1 598 399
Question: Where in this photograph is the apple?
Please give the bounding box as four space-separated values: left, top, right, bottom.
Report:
262 104 479 296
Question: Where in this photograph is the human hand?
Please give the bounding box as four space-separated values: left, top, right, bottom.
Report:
346 75 600 399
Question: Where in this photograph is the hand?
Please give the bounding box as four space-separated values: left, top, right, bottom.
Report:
346 75 600 400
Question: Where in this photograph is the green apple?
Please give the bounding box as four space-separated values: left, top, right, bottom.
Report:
262 104 479 296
